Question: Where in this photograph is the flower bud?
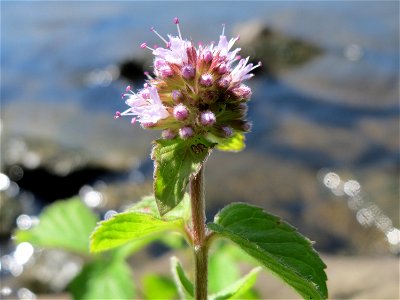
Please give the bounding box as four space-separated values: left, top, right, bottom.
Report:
242 121 252 132
232 84 252 100
181 65 195 79
200 111 216 126
218 76 231 88
172 90 183 103
218 63 228 74
222 126 233 138
200 74 213 87
173 104 189 121
162 129 176 139
179 126 194 139
159 65 174 77
200 90 217 104
154 58 167 68
203 50 213 63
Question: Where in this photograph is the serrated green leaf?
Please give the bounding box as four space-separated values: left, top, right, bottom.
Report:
142 274 178 300
209 267 261 300
15 198 98 255
90 212 184 253
208 203 328 300
68 259 134 299
171 256 194 299
152 136 215 215
208 132 245 152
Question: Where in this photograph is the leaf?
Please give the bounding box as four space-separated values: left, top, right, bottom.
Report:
152 136 215 215
208 244 241 293
15 198 98 255
68 258 134 299
130 194 191 222
90 212 184 253
208 203 328 300
210 132 246 152
142 274 177 300
171 256 194 299
209 267 261 300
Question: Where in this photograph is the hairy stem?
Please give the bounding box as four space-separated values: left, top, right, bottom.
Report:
190 166 208 300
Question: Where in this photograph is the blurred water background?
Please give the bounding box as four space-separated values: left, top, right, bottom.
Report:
1 1 399 299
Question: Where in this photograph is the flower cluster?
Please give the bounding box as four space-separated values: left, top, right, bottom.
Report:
115 17 260 141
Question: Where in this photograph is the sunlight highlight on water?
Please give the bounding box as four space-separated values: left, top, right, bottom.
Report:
321 169 400 254
14 243 34 265
0 173 11 191
79 185 104 208
17 287 37 300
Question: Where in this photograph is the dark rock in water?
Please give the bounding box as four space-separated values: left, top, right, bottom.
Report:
10 165 114 204
119 59 149 83
234 20 323 76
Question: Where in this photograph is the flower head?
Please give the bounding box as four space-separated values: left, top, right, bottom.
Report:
115 17 260 143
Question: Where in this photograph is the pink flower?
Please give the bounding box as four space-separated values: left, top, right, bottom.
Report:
229 57 261 86
153 36 190 66
117 85 169 126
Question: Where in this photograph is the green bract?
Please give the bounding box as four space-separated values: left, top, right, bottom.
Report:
152 136 215 215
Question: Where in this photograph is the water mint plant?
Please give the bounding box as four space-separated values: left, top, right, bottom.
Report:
92 18 328 299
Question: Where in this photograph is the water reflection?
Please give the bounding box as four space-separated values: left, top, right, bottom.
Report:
8 165 24 181
1 255 23 277
0 287 12 297
14 243 34 265
16 215 38 231
321 170 400 254
104 209 118 220
17 287 37 300
85 65 119 87
343 44 364 62
0 173 11 191
79 184 105 208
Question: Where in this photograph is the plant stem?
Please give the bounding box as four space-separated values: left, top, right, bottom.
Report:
190 166 208 300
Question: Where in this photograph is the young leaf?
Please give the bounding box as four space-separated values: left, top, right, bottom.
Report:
209 267 261 300
171 256 194 299
142 274 178 300
15 198 98 255
208 244 241 293
152 136 215 215
90 212 184 253
208 203 328 300
207 132 245 152
130 194 191 222
68 258 134 300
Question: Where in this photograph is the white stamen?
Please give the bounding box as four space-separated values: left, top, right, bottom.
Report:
140 43 154 51
251 61 262 71
144 72 153 80
150 27 169 45
174 17 183 39
221 24 226 36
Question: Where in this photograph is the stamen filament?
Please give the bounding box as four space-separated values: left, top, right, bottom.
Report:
174 17 182 39
150 27 169 45
140 42 154 51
